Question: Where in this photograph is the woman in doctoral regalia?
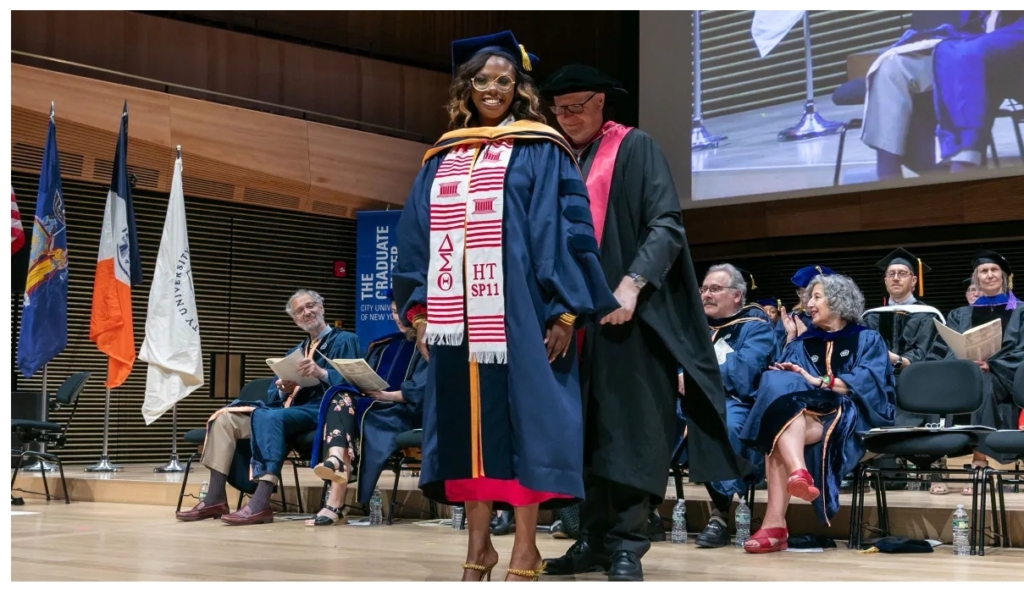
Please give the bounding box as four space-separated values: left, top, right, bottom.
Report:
305 290 419 526
392 31 618 580
740 273 895 553
928 251 1024 490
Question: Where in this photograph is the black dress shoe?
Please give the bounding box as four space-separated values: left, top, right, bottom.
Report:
648 509 666 542
695 517 730 548
490 510 514 535
542 539 610 576
607 551 643 582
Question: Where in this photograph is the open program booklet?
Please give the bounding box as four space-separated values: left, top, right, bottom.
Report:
932 318 1002 362
265 349 322 388
315 351 389 393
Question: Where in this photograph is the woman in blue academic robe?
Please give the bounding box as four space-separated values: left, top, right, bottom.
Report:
740 273 895 553
306 291 417 526
929 251 1024 484
393 32 618 580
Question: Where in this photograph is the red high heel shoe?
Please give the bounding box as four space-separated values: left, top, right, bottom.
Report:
744 527 789 554
787 468 820 502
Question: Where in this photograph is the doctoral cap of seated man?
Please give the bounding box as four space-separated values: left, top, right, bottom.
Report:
875 247 930 297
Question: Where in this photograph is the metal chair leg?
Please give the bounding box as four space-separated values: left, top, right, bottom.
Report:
995 472 1010 548
175 453 198 512
291 460 304 514
969 468 980 556
978 469 988 556
38 455 51 501
387 459 403 525
55 456 69 504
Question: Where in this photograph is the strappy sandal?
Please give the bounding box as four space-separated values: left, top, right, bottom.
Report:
930 482 949 495
787 469 821 502
305 504 347 527
744 527 789 554
506 562 546 582
462 562 497 581
313 456 349 484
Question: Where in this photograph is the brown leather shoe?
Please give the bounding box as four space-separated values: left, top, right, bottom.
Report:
175 502 229 522
221 504 274 526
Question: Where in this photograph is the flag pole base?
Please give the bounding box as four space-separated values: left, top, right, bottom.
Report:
154 456 186 473
23 459 59 473
84 457 123 472
778 101 844 142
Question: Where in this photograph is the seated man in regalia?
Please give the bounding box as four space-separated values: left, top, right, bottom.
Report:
175 289 360 525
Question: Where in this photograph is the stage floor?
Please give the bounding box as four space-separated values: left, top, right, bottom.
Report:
10 500 1023 581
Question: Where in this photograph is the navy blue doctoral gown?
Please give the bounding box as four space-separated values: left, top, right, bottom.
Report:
357 350 427 504
740 324 895 525
394 134 618 508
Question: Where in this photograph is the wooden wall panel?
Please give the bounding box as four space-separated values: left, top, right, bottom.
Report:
12 11 639 139
11 64 428 218
12 11 455 142
167 95 311 187
685 177 1024 246
360 60 405 131
13 64 174 148
123 12 211 91
205 25 261 100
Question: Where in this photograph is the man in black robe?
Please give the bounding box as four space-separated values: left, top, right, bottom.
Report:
861 248 943 425
538 64 745 582
860 248 943 490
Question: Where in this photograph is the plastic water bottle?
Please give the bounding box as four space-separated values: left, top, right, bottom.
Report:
369 488 383 525
198 481 208 503
451 505 465 530
671 499 687 544
952 504 970 556
906 464 921 491
734 498 752 547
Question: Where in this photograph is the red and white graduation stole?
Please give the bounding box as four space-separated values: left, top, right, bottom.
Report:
426 139 513 364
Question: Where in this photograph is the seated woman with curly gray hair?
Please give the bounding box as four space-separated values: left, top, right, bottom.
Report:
739 273 895 553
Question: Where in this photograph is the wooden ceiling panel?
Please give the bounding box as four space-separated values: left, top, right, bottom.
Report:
11 64 426 220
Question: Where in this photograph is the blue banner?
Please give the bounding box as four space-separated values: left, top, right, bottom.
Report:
355 210 402 352
17 114 69 378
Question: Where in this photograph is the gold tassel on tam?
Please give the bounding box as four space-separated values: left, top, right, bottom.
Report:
918 258 924 298
519 44 532 71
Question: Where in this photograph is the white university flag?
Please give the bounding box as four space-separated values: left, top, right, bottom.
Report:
751 10 806 58
139 154 203 425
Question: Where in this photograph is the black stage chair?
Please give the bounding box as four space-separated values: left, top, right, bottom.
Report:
980 363 1024 548
852 360 994 554
11 372 92 504
176 377 306 513
385 429 429 525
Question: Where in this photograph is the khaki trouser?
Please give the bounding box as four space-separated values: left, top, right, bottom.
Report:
862 52 934 157
200 412 279 484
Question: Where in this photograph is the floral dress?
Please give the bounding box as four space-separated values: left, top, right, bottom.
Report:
324 391 357 462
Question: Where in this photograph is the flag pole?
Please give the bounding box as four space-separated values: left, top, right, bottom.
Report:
84 386 123 472
24 364 58 472
777 11 843 142
153 403 185 473
151 144 188 474
691 11 726 151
